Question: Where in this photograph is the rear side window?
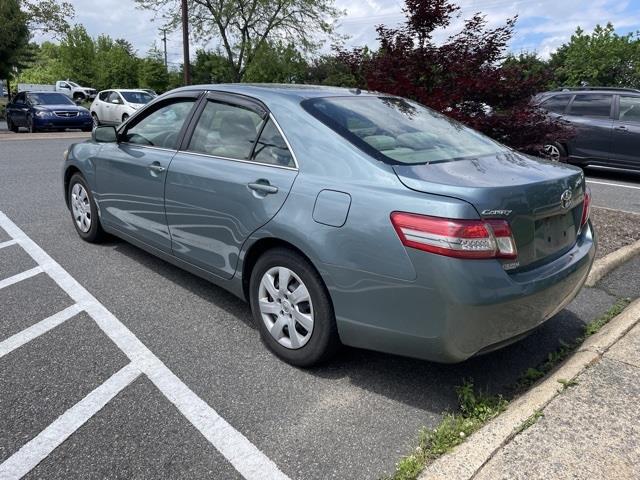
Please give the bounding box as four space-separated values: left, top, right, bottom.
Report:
252 119 295 167
187 100 264 160
619 96 640 123
122 99 196 149
568 94 612 118
540 95 570 114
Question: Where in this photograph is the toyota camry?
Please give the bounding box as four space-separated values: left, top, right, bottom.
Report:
62 84 596 367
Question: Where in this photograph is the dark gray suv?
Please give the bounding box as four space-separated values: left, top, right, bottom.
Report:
536 87 640 171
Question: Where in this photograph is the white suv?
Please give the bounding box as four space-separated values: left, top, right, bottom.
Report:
90 89 154 126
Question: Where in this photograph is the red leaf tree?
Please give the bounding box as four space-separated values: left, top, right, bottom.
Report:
336 0 570 154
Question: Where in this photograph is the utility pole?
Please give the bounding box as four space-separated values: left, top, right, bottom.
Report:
181 0 191 85
161 28 168 71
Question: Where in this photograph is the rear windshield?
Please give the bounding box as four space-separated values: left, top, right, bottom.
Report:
27 92 74 105
302 96 506 165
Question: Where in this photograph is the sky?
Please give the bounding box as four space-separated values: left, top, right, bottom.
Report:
43 0 640 66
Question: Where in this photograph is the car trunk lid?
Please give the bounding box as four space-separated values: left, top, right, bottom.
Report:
393 152 586 270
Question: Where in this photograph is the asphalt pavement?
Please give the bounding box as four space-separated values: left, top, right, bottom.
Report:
0 135 639 479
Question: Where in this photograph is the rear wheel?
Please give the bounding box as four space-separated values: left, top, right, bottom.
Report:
249 248 340 367
68 173 105 243
543 142 568 162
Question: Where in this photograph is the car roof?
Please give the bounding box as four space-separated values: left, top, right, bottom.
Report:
98 89 150 93
169 83 378 102
541 88 640 96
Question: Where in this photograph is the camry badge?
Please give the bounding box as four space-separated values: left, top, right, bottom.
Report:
481 209 512 216
560 190 572 209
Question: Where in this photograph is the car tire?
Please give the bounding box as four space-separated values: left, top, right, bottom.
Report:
543 142 568 162
249 248 340 367
81 127 92 132
27 115 37 133
68 173 105 243
7 116 18 133
91 112 100 127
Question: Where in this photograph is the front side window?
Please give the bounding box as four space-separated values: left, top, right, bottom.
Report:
14 92 26 104
619 96 640 123
107 91 122 104
541 95 571 114
27 92 74 105
568 94 612 118
252 119 295 167
121 91 153 105
188 101 264 160
302 96 505 165
122 99 195 149
99 91 111 101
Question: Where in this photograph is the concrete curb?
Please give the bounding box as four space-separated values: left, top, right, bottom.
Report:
419 297 640 480
585 238 640 287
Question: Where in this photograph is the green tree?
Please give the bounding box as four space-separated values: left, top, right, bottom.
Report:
94 36 139 90
134 0 341 81
551 23 640 88
58 24 96 85
191 49 235 84
138 45 170 92
21 0 74 35
15 41 64 83
0 0 30 83
243 41 308 83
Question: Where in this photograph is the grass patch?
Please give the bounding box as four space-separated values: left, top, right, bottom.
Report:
516 410 543 434
385 297 631 480
383 380 506 480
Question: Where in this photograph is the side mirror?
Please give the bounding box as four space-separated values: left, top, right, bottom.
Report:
93 125 118 143
111 99 120 104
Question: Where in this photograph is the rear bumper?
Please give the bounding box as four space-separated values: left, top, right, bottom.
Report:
326 221 596 363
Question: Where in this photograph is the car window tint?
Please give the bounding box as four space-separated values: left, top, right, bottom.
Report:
252 119 295 167
123 99 195 149
14 92 26 104
619 96 640 123
107 91 121 103
541 95 570 114
187 100 264 160
568 94 612 118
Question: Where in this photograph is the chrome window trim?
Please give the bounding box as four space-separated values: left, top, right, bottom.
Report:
119 142 177 153
176 149 298 172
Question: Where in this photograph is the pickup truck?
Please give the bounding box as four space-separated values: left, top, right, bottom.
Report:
17 80 97 101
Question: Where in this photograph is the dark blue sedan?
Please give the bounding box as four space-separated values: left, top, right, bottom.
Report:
6 91 93 133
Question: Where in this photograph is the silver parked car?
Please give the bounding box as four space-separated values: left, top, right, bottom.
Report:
63 84 596 367
90 89 155 126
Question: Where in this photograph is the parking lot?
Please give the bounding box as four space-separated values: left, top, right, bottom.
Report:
1 134 639 479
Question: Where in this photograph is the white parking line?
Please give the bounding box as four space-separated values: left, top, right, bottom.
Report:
0 212 290 480
0 239 18 250
0 266 43 290
586 179 640 190
0 364 141 480
0 304 83 359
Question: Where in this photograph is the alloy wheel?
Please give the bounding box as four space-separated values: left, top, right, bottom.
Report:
258 266 314 349
70 183 92 233
543 144 561 162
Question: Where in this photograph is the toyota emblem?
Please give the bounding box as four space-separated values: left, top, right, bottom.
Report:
560 189 572 209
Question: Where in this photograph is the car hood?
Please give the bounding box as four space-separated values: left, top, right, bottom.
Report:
34 104 87 112
393 150 586 270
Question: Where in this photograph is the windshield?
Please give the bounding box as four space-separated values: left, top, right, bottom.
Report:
68 81 80 87
27 92 75 106
121 91 153 104
302 96 506 165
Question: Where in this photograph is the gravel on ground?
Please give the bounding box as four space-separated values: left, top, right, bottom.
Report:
590 206 640 259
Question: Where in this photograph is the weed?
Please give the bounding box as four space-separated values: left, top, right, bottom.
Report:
557 378 579 390
516 410 543 434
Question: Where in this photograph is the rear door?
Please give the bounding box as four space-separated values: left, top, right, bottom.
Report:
610 95 640 169
95 93 201 252
564 93 614 161
165 92 298 279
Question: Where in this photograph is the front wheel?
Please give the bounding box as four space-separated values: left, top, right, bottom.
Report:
27 115 37 133
68 173 105 243
91 112 100 127
249 248 340 367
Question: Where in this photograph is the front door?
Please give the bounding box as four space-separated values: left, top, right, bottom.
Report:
610 95 640 169
95 94 200 252
564 93 614 161
8 92 28 126
165 94 298 279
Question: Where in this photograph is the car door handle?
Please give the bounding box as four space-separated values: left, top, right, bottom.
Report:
248 181 278 195
148 162 166 173
615 125 629 132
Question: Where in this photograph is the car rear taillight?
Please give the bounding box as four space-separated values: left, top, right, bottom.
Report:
390 212 517 259
580 190 591 228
